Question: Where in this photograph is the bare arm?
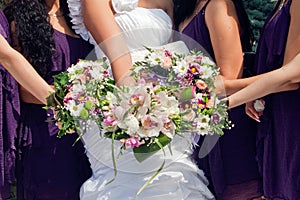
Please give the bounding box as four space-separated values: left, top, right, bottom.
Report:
223 0 300 96
223 72 269 95
206 0 243 80
0 35 53 104
228 53 300 109
82 0 132 82
283 0 300 65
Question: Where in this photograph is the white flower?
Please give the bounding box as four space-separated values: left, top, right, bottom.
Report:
201 56 215 66
173 60 188 76
153 91 180 116
124 115 140 136
254 99 265 112
195 114 211 135
138 115 163 138
161 118 176 139
147 50 165 66
89 66 104 81
200 65 215 79
67 100 85 117
71 83 86 94
106 91 118 105
114 106 140 135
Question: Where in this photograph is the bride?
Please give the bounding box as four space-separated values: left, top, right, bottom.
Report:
67 0 215 199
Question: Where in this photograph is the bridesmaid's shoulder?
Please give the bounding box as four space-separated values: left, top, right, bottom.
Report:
206 0 235 11
206 0 236 17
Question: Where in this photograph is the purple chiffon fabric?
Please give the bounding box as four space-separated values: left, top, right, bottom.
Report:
181 2 260 198
16 30 93 200
0 10 20 199
255 0 300 199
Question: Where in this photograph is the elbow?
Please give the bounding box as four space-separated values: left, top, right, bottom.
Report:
289 83 300 91
282 81 300 92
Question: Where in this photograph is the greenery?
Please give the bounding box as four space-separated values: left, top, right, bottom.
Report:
243 0 276 50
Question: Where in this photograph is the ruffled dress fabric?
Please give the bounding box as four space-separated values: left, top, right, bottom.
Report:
67 0 215 199
16 30 93 200
0 10 20 200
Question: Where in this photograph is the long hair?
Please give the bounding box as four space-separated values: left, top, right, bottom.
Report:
4 0 72 77
173 0 253 52
173 0 197 30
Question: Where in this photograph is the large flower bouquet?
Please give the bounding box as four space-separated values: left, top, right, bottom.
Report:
47 47 231 161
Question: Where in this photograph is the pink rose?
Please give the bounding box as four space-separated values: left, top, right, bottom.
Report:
195 79 207 90
162 57 172 69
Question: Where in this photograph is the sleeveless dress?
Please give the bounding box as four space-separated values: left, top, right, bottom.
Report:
17 30 93 200
67 0 215 199
0 11 20 199
181 2 260 198
255 1 300 199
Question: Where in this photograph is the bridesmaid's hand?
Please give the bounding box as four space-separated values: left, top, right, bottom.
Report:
245 101 264 122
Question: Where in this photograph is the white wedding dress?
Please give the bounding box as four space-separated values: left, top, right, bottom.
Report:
67 0 215 199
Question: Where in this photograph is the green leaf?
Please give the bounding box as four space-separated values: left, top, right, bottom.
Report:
180 86 194 102
133 134 172 162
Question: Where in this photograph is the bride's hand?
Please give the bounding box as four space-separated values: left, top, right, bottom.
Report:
245 100 264 122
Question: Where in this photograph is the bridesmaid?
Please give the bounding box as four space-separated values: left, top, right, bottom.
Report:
0 9 20 199
244 0 300 199
174 0 261 199
5 0 92 199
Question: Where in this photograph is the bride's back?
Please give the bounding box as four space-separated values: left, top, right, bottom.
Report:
112 0 173 50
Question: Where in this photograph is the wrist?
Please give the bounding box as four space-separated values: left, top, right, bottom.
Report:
221 97 229 108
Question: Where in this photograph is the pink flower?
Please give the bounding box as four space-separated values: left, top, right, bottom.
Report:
194 55 203 63
195 79 207 90
63 92 74 104
103 70 110 78
103 115 117 127
206 98 214 108
120 137 141 148
162 56 172 69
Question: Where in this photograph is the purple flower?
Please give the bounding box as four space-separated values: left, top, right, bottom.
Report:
181 73 194 86
211 112 220 124
164 49 172 57
188 64 200 75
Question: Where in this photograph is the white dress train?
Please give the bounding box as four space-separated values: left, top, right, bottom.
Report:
67 0 215 199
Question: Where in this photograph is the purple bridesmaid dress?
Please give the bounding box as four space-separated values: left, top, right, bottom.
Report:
181 1 260 199
17 30 93 200
0 10 20 199
255 0 300 199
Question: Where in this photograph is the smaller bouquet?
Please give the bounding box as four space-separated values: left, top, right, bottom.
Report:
46 58 114 137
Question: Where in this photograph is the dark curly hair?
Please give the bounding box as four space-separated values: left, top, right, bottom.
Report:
173 0 253 52
4 0 72 77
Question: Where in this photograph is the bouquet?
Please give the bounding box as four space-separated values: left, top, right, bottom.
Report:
47 48 231 157
46 46 231 194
